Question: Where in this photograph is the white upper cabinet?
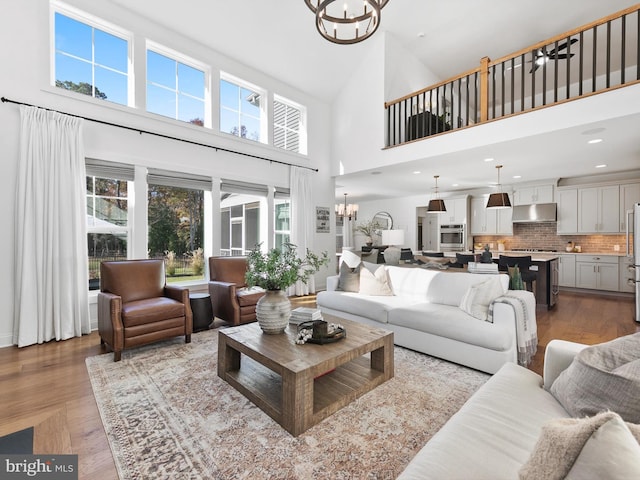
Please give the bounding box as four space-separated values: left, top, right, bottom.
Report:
620 183 640 233
557 188 578 234
578 185 619 233
513 185 554 205
470 196 512 235
441 196 468 225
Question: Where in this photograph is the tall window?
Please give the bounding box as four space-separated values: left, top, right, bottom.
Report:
146 45 207 126
147 170 209 282
86 166 131 290
53 9 130 106
220 75 265 143
274 200 291 251
274 97 304 153
220 180 268 256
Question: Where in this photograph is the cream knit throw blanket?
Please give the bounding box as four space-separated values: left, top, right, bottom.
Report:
489 290 538 366
519 411 640 479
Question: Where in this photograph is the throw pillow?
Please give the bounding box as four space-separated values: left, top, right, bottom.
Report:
508 265 525 290
336 261 361 292
340 249 362 269
459 276 504 321
359 265 393 296
550 332 640 423
519 412 640 480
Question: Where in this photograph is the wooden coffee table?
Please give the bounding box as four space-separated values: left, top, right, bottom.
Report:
217 315 394 436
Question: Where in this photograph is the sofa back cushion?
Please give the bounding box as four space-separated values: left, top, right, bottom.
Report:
426 272 508 307
385 266 439 300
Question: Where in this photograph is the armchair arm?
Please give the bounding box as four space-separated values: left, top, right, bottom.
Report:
164 285 193 334
209 281 239 324
98 291 123 350
543 339 588 391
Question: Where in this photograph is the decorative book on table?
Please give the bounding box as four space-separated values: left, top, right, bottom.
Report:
467 262 499 274
290 307 322 324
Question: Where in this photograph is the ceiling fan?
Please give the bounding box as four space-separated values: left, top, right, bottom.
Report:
529 38 578 73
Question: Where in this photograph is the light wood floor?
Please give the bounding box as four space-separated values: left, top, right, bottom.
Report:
0 291 637 479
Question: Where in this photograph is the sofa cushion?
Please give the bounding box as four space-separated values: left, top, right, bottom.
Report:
385 267 438 300
337 261 360 292
316 291 421 324
519 411 640 480
424 271 508 307
397 362 570 480
550 332 640 423
359 265 393 296
236 287 265 306
388 303 513 351
459 276 505 321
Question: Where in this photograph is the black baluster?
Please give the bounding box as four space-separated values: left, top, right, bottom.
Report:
579 31 584 96
592 26 597 93
531 50 536 108
621 15 626 84
606 20 611 88
553 40 558 103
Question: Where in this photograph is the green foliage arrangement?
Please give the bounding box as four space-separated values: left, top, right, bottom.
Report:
355 218 382 237
245 243 329 291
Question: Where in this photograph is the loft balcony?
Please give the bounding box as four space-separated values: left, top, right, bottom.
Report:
384 5 640 148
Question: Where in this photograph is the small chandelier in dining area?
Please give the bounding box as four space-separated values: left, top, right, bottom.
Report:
304 0 389 45
427 175 447 213
336 193 358 220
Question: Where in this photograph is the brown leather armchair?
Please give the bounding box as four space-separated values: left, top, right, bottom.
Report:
98 259 192 361
208 256 265 326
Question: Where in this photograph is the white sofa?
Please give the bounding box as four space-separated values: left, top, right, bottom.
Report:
397 340 587 480
317 264 531 374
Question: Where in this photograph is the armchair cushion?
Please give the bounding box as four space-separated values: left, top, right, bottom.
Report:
121 298 186 327
236 287 266 306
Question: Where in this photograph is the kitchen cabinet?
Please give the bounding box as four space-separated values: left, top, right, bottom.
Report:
620 183 640 233
470 196 512 235
575 255 619 291
578 185 620 233
514 185 554 205
556 188 578 234
558 254 576 288
441 196 468 225
619 256 635 293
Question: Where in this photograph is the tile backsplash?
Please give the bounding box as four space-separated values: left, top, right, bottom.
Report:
473 222 632 254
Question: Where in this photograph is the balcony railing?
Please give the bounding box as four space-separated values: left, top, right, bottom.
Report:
385 5 640 147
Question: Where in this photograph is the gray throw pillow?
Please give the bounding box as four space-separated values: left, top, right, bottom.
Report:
550 332 640 423
336 261 360 292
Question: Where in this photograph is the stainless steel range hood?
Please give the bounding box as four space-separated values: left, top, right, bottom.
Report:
512 203 557 223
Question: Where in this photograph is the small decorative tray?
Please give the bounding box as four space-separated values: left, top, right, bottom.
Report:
297 320 347 345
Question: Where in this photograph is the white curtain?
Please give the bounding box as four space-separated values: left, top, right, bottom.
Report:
288 166 316 296
14 106 90 347
343 218 355 249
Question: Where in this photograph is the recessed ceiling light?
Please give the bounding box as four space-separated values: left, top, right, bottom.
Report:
588 138 603 144
417 32 425 38
484 157 494 162
595 164 607 168
452 183 459 187
513 175 522 179
371 171 382 175
413 171 421 174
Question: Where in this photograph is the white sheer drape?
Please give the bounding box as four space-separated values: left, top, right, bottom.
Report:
288 166 316 296
14 106 90 347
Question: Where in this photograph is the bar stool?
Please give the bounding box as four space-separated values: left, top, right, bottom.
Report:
498 255 537 293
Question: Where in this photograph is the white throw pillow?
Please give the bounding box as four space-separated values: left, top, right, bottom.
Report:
459 277 504 321
340 249 362 269
359 265 393 296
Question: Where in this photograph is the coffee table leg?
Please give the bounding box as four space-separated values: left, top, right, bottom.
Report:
217 335 241 379
281 369 313 437
370 335 394 380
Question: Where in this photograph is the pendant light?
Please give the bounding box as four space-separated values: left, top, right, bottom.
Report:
486 165 512 208
427 175 447 212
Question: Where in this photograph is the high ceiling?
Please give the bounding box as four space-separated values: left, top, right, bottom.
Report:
108 0 640 200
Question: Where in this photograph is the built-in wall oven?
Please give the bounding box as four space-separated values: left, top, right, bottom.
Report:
440 224 465 251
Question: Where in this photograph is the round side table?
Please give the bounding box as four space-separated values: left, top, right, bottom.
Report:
189 293 213 332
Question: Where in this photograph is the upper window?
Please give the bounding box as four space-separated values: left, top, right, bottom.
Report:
274 97 305 154
220 75 265 143
146 44 208 126
53 7 130 106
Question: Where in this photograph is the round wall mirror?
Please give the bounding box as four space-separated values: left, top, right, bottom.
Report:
372 211 393 234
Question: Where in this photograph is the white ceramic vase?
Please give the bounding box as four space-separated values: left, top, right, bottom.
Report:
256 289 291 334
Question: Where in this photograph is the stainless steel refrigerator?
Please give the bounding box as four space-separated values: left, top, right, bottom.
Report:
631 203 640 322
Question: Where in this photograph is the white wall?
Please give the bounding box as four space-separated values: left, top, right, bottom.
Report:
0 1 336 347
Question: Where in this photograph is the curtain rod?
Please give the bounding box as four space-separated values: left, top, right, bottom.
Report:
1 96 318 172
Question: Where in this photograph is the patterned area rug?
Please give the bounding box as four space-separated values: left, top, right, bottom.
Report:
86 329 489 479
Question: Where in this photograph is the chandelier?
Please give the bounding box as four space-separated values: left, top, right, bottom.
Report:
304 0 389 45
336 193 358 220
486 165 512 209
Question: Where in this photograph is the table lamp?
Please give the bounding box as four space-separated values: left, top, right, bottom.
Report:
381 229 405 265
